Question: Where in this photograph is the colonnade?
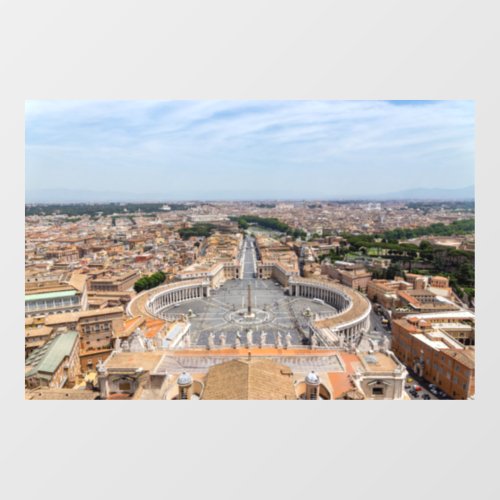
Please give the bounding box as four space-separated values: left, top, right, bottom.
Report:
290 279 370 346
340 319 369 343
315 314 370 346
148 283 210 316
290 281 351 312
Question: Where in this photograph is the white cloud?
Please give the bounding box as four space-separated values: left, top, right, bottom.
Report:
25 100 474 197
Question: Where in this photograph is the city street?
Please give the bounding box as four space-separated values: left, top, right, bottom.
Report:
404 368 451 400
366 309 440 400
369 309 391 338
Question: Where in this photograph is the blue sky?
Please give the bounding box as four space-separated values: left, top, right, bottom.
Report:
25 100 474 200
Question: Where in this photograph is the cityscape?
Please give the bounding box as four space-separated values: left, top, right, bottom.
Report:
25 100 475 400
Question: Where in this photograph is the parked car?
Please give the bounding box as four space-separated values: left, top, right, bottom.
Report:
413 385 423 392
422 394 431 400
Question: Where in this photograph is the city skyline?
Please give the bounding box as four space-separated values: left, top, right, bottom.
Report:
25 100 474 202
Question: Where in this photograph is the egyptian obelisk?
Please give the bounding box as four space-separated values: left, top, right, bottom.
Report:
247 283 252 316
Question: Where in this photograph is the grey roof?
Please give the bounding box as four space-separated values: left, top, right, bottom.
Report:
25 331 79 379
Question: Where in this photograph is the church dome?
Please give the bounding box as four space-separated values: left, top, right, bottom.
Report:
305 371 320 385
177 371 192 386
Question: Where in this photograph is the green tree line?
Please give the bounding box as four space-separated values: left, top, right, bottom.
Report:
178 223 216 240
323 233 474 299
134 271 166 293
379 218 474 242
25 203 192 217
230 215 307 239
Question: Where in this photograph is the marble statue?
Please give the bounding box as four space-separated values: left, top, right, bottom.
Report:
260 331 267 347
130 334 145 352
207 332 215 350
275 332 283 348
96 359 106 374
382 336 390 351
368 338 376 353
219 332 226 347
246 329 253 347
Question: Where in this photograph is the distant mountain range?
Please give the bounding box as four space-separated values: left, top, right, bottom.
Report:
25 185 475 204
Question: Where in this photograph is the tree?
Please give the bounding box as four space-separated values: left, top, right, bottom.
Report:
386 263 401 280
457 262 474 286
134 270 166 293
419 240 433 252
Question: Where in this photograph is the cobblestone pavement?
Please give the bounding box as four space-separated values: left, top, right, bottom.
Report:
159 278 338 347
158 237 338 347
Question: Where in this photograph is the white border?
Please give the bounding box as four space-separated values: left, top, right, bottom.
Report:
1 1 498 499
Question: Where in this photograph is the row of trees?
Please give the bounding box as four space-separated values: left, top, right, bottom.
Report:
133 271 166 293
254 203 276 208
25 202 192 217
324 233 475 300
231 215 307 239
178 223 216 240
111 215 137 226
379 218 474 242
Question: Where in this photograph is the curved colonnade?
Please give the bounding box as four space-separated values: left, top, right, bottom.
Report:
289 277 371 346
127 274 371 349
127 279 211 319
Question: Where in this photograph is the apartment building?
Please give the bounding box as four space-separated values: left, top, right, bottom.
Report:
321 261 372 292
24 271 88 318
25 331 81 389
392 317 475 399
88 269 139 292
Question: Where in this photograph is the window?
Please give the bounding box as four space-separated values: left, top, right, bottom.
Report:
372 387 384 396
118 381 131 391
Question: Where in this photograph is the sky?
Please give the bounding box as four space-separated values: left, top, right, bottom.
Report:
25 100 475 201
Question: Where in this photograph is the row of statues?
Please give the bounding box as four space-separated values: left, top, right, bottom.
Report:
182 330 298 350
114 328 156 353
112 327 390 355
